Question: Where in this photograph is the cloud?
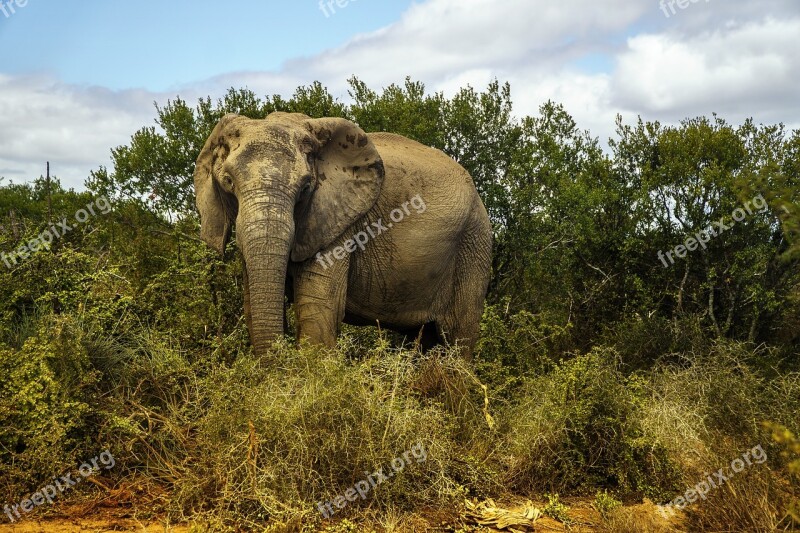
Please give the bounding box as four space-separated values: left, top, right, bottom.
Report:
1 0 798 189
258 0 646 93
0 74 159 189
210 0 800 145
612 17 800 126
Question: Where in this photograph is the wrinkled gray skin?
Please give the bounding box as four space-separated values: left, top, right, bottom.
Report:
195 112 492 360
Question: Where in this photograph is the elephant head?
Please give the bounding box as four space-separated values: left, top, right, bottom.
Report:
194 112 385 355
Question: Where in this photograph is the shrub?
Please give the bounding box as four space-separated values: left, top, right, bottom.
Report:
475 302 571 398
639 343 800 529
542 493 572 525
604 314 710 371
92 336 497 530
592 489 622 518
682 446 785 532
502 347 681 499
0 316 101 498
765 422 800 527
640 341 800 474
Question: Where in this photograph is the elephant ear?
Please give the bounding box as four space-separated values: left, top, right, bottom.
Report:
291 117 384 262
194 114 242 255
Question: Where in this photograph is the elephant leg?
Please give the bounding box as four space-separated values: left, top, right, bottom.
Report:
284 277 294 335
437 227 493 361
437 286 484 362
293 249 350 348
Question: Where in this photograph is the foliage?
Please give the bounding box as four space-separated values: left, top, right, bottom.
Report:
1 77 800 528
641 344 800 531
609 115 799 348
592 490 622 518
765 422 800 525
81 78 800 356
542 493 572 525
502 348 682 500
349 76 445 149
77 333 492 529
0 316 101 493
475 301 571 397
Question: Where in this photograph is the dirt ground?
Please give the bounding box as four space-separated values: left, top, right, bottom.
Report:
0 495 189 532
0 498 679 532
0 509 189 532
0 518 189 532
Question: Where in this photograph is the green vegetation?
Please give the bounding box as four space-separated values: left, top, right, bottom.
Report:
542 493 572 525
1 77 799 530
592 490 622 518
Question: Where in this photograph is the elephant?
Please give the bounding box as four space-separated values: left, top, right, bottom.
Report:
194 112 492 360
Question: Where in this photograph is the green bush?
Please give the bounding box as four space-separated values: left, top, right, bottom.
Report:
0 316 101 497
542 493 572 525
502 347 681 499
592 489 622 518
604 314 710 371
766 423 800 526
2 308 798 529
0 247 139 353
85 335 497 529
475 302 571 398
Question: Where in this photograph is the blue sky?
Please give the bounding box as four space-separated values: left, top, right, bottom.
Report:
0 0 413 90
1 0 799 189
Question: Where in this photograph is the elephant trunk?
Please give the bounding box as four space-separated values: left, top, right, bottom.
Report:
237 188 295 357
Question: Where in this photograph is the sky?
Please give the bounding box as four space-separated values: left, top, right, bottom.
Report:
0 0 799 190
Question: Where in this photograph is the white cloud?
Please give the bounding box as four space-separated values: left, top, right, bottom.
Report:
0 74 158 189
275 0 645 91
1 0 799 189
612 17 800 125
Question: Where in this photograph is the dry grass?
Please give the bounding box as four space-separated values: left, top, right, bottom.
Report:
600 500 683 533
682 454 787 532
3 317 800 530
95 336 496 530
